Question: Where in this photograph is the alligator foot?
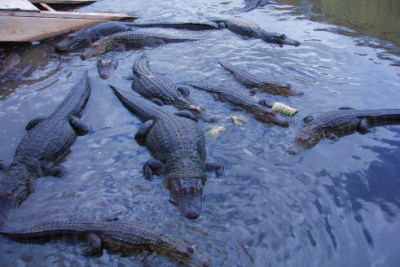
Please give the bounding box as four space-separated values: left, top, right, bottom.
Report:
143 159 165 180
206 161 224 177
177 86 190 97
357 118 371 134
149 98 164 106
70 116 91 136
175 111 198 122
135 120 154 146
82 233 103 257
25 116 47 131
0 160 7 171
44 166 67 177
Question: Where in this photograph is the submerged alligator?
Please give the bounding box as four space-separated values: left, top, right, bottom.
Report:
130 17 220 30
288 108 400 154
97 58 118 80
240 0 269 13
187 81 289 127
0 220 209 267
219 59 303 96
211 16 301 47
55 21 135 51
0 72 91 225
81 28 203 59
131 53 204 119
111 87 223 219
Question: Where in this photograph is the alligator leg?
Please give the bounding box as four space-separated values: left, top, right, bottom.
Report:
0 160 7 171
135 120 154 146
25 116 47 131
82 233 103 256
177 86 190 97
149 98 164 106
70 116 90 136
175 111 198 122
357 118 370 134
143 159 165 180
206 161 224 177
43 165 67 177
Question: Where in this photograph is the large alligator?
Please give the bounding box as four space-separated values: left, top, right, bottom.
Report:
288 108 400 154
110 87 223 219
219 59 303 96
131 53 206 120
187 81 289 127
211 16 301 46
55 21 135 51
81 28 203 59
0 72 91 225
0 220 209 267
130 17 220 30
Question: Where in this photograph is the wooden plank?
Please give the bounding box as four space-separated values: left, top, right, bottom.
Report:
29 0 96 4
0 0 39 12
0 11 134 42
0 10 133 19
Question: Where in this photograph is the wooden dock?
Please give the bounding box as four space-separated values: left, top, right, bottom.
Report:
0 0 134 42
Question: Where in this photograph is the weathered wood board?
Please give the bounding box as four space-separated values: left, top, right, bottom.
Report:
0 0 39 12
29 0 96 4
0 11 134 42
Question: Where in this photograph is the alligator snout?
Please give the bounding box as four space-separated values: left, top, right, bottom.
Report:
170 178 203 220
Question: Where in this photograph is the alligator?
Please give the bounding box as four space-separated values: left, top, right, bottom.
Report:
130 17 220 30
219 59 303 96
187 81 289 127
288 108 400 154
240 0 269 13
110 86 223 219
211 16 301 47
0 71 91 226
0 220 209 267
131 53 205 119
81 28 203 59
55 21 135 51
97 58 118 80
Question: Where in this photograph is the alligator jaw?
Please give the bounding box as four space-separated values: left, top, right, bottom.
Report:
0 182 29 226
169 178 203 220
263 33 301 47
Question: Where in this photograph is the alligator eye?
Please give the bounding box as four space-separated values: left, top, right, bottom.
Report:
280 34 287 39
179 188 186 194
191 186 197 194
187 246 194 254
6 191 13 199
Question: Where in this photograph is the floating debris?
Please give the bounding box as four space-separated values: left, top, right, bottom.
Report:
271 102 298 116
231 115 248 127
207 126 226 138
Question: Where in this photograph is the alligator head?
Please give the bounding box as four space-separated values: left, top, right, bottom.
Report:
169 178 204 220
262 33 301 47
288 129 323 154
97 59 118 80
0 162 32 225
55 33 90 52
167 240 209 267
81 39 113 60
254 110 289 128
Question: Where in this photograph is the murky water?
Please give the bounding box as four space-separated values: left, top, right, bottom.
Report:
1 0 400 266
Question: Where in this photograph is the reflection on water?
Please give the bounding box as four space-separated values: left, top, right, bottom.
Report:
0 0 400 266
278 0 400 46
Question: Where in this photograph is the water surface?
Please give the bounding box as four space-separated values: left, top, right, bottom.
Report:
0 0 399 266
